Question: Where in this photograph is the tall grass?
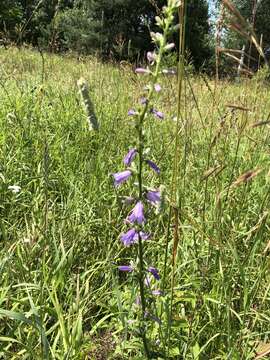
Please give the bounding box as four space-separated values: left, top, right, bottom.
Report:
0 46 269 359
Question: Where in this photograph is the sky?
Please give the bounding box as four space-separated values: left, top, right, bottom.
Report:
208 0 218 19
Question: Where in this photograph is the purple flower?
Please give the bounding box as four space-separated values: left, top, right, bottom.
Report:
144 310 149 318
140 97 148 105
154 84 162 92
135 296 141 305
144 275 151 287
151 108 164 120
152 290 163 296
128 109 137 116
126 201 145 225
112 170 132 187
146 160 160 174
124 148 137 166
148 266 160 280
146 189 161 204
119 265 133 272
135 231 150 241
120 229 149 246
135 68 150 74
147 51 157 64
120 228 138 246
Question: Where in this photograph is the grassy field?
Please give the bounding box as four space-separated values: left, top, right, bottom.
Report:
0 47 270 359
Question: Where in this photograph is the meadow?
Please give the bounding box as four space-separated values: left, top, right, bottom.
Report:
0 46 270 359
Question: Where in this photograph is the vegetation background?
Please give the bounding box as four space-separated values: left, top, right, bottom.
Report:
0 0 270 359
1 1 270 72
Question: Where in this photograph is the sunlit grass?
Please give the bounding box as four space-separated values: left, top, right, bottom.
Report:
0 47 269 359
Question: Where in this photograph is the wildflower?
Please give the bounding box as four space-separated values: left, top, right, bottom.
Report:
146 160 160 174
118 265 134 272
112 170 132 187
126 201 145 225
152 290 163 296
164 43 175 51
144 275 151 287
154 84 162 92
124 148 137 166
134 231 150 241
8 185 21 193
147 51 157 64
135 68 150 74
120 228 138 246
151 108 164 120
135 296 141 305
128 109 137 116
146 189 161 204
120 229 150 246
148 266 160 280
150 32 163 43
140 97 148 105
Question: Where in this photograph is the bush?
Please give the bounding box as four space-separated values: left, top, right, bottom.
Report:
54 8 101 55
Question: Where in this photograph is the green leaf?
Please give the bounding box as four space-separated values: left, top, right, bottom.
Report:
0 309 33 325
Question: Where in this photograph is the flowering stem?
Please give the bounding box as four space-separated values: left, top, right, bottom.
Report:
135 15 171 359
137 113 150 358
114 3 179 357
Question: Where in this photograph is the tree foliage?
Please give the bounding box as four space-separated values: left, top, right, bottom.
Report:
185 0 212 69
0 0 212 68
0 0 23 41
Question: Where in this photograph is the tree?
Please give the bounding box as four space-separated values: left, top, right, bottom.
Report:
84 0 167 59
55 7 101 54
184 0 212 69
0 0 23 42
222 0 270 69
83 0 212 65
0 0 213 69
254 0 270 51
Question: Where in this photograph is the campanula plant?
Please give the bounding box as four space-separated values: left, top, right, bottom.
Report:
111 1 180 358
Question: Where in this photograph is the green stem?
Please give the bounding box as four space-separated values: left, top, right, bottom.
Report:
137 115 150 358
136 25 170 360
134 7 175 358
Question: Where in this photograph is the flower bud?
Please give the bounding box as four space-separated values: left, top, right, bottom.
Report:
155 16 163 27
150 32 163 43
164 43 175 51
147 51 157 64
